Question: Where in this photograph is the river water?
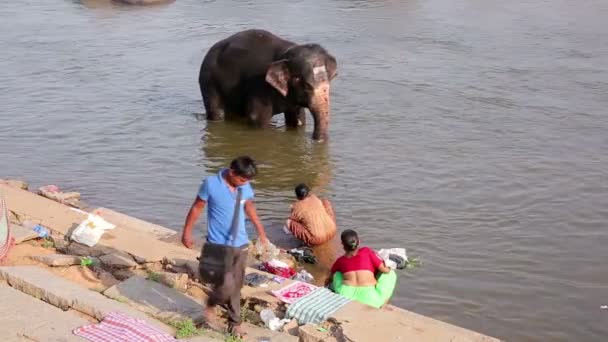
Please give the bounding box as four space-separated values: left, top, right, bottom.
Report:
1 0 607 340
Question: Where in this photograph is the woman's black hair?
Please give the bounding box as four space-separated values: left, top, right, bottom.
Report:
340 229 359 252
295 183 310 200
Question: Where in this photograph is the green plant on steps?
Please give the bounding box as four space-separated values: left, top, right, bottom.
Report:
170 319 203 339
41 237 54 249
147 271 161 282
224 334 243 342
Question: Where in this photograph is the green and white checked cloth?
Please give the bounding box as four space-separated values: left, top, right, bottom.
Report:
286 287 351 325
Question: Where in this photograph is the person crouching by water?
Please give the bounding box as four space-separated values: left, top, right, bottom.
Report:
327 229 397 308
284 183 337 246
181 156 269 339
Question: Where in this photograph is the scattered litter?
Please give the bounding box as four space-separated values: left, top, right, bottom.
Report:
244 273 270 287
293 270 314 284
317 327 329 332
272 276 286 284
80 257 95 267
287 247 317 264
70 213 115 247
260 308 291 331
378 248 407 270
601 305 607 310
22 221 50 239
254 239 281 261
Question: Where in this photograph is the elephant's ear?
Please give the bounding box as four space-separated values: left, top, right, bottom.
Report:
325 54 338 81
265 60 290 97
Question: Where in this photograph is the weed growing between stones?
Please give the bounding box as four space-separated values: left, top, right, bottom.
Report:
41 237 54 249
170 319 203 339
147 271 161 282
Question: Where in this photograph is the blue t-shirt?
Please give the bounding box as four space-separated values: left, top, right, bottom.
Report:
197 168 254 248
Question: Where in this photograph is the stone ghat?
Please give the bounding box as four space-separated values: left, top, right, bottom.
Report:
0 181 501 342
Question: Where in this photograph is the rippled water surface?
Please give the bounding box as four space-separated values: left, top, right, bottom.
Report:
2 0 608 340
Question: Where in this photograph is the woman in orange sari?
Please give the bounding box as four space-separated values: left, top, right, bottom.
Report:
284 183 337 246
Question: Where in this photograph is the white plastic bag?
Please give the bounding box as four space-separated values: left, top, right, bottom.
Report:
377 248 407 270
293 270 314 284
70 213 115 247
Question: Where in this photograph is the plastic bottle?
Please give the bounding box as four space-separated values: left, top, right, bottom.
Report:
23 220 49 238
260 308 276 326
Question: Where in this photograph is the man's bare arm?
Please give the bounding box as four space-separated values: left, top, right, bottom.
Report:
244 200 268 244
182 197 206 249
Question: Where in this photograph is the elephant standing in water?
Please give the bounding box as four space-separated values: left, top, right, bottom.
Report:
198 29 338 141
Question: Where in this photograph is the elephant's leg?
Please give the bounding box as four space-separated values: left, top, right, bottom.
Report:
201 83 225 121
246 96 273 128
284 107 306 129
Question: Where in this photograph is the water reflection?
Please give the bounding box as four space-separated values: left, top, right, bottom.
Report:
199 120 333 195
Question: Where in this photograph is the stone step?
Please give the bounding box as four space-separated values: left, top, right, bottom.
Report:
0 283 89 341
93 207 177 240
9 223 39 244
0 265 175 335
29 254 84 267
102 275 204 324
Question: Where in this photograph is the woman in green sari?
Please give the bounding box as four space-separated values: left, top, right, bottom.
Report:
328 229 397 308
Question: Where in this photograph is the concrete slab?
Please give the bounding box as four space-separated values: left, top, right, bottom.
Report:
93 207 177 239
30 254 83 266
0 283 88 341
103 276 204 323
0 265 175 335
9 223 38 244
330 302 501 342
241 322 300 342
99 252 138 269
1 184 198 263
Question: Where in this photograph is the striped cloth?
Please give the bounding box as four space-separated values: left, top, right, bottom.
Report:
286 287 351 325
73 312 176 342
0 193 14 262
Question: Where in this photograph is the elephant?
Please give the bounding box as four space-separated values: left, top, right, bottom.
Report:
198 29 338 141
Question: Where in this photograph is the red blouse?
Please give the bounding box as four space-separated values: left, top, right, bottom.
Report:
331 247 384 274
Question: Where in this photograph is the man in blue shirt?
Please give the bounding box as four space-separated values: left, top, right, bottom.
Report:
181 156 268 338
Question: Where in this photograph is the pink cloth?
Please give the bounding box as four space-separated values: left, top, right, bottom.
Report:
73 312 176 342
0 194 14 262
271 281 318 304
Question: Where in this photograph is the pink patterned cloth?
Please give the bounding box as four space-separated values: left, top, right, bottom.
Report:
271 281 318 304
73 312 176 342
0 194 14 262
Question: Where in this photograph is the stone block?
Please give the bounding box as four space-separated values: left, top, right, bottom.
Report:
99 253 138 269
158 271 189 291
30 254 83 267
0 179 28 190
9 224 38 244
283 319 299 336
112 269 149 281
66 242 107 257
298 324 337 342
0 266 174 334
0 284 88 342
102 276 203 323
241 322 300 342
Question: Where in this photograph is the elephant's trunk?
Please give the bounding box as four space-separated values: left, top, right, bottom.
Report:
310 82 331 142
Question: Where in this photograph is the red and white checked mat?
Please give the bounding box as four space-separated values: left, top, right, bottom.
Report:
73 312 177 342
